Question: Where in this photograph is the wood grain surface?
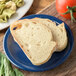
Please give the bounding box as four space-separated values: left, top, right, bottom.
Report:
26 0 54 15
0 0 76 76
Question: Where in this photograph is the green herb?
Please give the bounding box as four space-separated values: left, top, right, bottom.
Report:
3 58 15 76
14 69 24 76
0 52 24 76
0 57 5 76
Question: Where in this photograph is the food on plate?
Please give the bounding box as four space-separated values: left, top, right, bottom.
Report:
10 19 57 65
0 9 15 22
5 1 16 11
0 0 24 23
56 0 76 22
32 18 67 51
10 18 68 65
12 0 24 7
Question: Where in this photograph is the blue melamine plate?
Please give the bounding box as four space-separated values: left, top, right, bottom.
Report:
3 14 74 72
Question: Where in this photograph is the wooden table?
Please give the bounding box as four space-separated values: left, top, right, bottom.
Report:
1 0 76 76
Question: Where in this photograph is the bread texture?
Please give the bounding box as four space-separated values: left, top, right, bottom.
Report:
31 18 68 51
10 19 57 65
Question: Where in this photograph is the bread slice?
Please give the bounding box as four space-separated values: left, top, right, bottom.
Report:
31 18 68 51
10 19 57 65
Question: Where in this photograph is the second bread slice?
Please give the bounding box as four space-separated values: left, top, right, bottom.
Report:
31 18 68 51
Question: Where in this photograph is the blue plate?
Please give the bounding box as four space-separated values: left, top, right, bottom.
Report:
3 14 74 72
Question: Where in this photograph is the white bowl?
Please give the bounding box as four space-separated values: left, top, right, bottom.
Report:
0 0 34 30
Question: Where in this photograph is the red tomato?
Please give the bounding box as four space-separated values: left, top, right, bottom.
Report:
56 0 76 19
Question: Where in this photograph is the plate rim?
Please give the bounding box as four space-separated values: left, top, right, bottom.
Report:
3 14 74 72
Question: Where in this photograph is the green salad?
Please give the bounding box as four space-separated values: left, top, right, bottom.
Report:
0 52 24 76
0 0 24 23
